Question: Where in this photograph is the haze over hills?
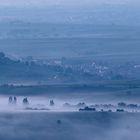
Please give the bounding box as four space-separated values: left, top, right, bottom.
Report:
0 4 140 25
0 21 139 85
0 2 139 61
0 1 140 140
0 51 140 85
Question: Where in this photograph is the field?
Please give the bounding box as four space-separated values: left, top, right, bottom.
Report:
0 112 139 140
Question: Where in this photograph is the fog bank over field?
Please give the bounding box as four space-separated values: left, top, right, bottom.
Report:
0 112 139 140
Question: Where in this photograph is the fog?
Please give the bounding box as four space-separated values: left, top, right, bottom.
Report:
0 94 139 140
0 0 139 139
0 112 138 140
0 91 139 112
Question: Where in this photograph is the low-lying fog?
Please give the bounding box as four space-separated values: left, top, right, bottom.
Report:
0 112 139 140
0 94 139 140
0 93 139 113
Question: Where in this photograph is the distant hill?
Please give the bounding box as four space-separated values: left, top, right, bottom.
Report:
0 52 104 85
1 52 140 85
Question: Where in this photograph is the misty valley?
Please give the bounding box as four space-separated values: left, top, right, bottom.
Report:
0 12 139 140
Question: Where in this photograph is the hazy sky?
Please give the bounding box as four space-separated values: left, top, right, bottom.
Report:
0 0 138 7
